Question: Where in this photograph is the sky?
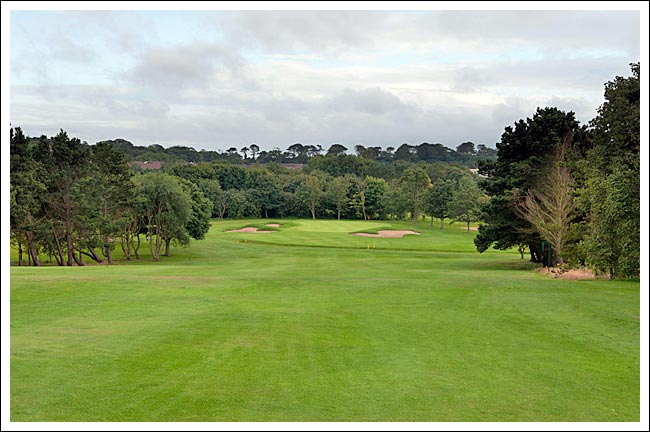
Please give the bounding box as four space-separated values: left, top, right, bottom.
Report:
8 6 642 152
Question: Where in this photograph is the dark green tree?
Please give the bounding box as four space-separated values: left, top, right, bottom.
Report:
399 166 432 224
135 172 192 261
90 142 135 264
425 178 454 228
10 127 46 266
449 175 484 232
326 144 348 156
580 63 639 278
475 107 586 262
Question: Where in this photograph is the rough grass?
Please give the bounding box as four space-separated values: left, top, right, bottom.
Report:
10 219 640 422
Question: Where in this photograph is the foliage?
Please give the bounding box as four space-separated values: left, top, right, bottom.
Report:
514 142 576 263
475 107 586 262
578 63 639 278
399 166 432 224
449 175 485 232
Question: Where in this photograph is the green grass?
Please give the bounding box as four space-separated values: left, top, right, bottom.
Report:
10 219 640 421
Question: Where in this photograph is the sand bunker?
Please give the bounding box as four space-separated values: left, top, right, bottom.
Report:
265 223 281 228
227 227 275 233
352 230 420 238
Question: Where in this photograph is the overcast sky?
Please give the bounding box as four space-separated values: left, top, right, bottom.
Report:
9 8 641 152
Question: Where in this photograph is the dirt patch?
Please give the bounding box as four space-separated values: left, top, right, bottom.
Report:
227 227 275 233
352 230 420 238
265 223 281 228
537 267 596 280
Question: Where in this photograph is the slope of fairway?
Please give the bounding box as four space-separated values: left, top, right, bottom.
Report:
10 219 639 421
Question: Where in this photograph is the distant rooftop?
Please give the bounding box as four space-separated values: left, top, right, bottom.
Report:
128 161 163 170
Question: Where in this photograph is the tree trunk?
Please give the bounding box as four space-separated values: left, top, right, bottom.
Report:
121 237 131 261
440 217 444 229
25 213 41 266
66 221 74 266
154 235 162 260
148 232 157 262
164 238 171 257
311 204 316 220
17 240 23 266
72 249 85 266
51 223 64 266
103 236 113 264
85 247 103 263
338 209 341 220
134 234 141 259
467 221 470 232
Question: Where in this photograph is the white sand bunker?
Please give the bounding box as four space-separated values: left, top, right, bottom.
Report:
227 227 275 233
265 223 281 228
352 230 420 238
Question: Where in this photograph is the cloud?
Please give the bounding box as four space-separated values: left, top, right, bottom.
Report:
9 10 641 152
220 11 386 55
127 41 245 90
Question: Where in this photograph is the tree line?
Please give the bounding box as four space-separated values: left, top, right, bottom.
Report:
10 132 212 266
101 138 496 167
10 128 486 267
476 63 639 278
10 63 639 278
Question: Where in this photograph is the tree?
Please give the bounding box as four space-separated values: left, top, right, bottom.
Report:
475 107 586 262
449 175 484 232
10 127 45 266
515 138 575 262
90 141 134 264
425 178 454 228
394 143 416 161
298 173 325 220
240 146 249 160
364 176 388 219
135 172 192 261
326 175 351 220
287 143 308 162
476 144 497 157
580 63 639 278
180 179 213 243
246 168 282 218
36 130 92 266
399 166 432 224
249 144 260 161
326 144 348 156
456 142 476 155
384 179 410 220
416 143 450 162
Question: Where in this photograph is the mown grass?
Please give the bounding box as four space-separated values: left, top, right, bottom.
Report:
10 219 640 421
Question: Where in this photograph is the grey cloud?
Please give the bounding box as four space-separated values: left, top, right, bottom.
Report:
220 11 385 55
451 66 495 93
218 10 639 59
324 87 413 116
128 42 244 89
417 10 639 55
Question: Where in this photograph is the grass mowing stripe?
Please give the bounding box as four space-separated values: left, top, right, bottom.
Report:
10 219 639 421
